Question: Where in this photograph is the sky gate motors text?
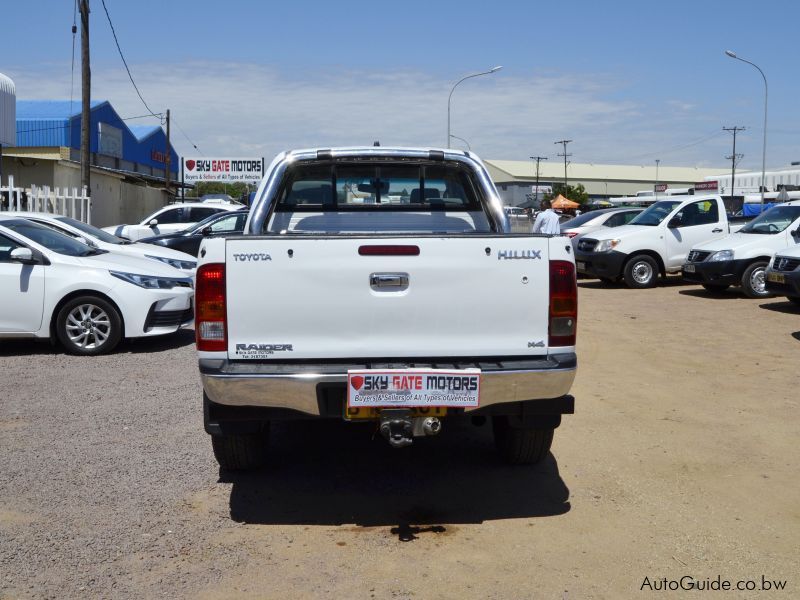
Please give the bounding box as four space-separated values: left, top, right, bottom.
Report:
192 160 262 174
361 374 479 392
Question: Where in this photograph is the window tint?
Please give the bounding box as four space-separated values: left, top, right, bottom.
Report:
1 219 95 256
152 207 188 225
676 200 718 226
0 232 23 262
604 212 625 227
622 210 640 224
190 207 223 221
276 162 480 210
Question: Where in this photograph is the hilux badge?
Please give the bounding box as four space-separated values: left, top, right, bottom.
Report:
498 250 542 260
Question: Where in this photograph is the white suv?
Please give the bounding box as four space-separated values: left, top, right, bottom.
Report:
102 201 241 242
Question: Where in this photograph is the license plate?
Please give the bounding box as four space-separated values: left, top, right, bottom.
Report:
684 264 696 273
347 369 481 409
767 272 785 284
344 406 448 421
577 261 586 271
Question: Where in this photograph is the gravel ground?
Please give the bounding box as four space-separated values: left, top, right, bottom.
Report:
1 280 799 599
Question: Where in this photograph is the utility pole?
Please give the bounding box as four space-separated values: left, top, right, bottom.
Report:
723 126 745 200
530 155 547 207
554 139 572 190
164 109 171 199
79 0 91 193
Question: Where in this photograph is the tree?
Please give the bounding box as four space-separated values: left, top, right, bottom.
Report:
543 183 589 207
187 181 251 202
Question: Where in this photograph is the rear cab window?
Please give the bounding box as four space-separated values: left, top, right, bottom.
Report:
266 160 492 234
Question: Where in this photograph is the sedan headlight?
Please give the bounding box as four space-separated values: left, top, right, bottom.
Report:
594 239 620 252
144 255 197 271
110 271 193 289
708 250 734 262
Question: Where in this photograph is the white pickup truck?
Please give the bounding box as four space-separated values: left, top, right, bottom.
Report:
574 195 743 288
195 147 578 470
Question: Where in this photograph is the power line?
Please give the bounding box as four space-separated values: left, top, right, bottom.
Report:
100 0 161 122
171 116 204 155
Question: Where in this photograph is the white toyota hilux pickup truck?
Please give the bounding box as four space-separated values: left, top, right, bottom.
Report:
195 147 578 470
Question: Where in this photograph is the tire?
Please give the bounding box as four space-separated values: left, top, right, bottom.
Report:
623 254 659 289
740 261 772 298
787 296 800 306
211 432 268 471
55 295 123 355
702 283 730 293
492 416 554 465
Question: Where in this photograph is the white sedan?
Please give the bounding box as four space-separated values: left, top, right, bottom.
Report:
102 201 241 242
8 212 196 276
0 216 194 355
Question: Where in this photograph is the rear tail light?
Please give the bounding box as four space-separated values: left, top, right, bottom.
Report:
196 263 227 352
566 232 579 238
549 260 577 347
359 245 420 256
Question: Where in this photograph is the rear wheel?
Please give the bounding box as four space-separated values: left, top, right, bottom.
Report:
623 255 659 288
55 295 122 355
492 416 554 465
211 431 269 471
740 261 772 298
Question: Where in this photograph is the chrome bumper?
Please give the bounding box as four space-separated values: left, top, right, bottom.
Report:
200 354 576 416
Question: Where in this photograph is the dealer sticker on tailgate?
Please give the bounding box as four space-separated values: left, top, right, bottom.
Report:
347 369 481 408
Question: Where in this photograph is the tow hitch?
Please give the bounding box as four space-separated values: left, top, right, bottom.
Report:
378 409 442 448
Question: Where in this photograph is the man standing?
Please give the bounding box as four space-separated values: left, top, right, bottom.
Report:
531 198 561 234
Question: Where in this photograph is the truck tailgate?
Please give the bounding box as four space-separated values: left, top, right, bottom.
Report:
225 236 552 360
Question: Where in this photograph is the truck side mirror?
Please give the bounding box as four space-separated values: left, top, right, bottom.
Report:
149 219 158 227
201 226 213 236
667 217 681 228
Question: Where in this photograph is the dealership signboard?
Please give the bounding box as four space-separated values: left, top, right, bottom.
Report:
694 180 718 191
182 157 264 184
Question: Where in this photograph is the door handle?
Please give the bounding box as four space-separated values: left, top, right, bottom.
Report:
370 273 409 290
712 228 723 233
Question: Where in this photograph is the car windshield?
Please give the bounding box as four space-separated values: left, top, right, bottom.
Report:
629 200 683 226
739 206 800 234
2 219 103 256
54 216 129 244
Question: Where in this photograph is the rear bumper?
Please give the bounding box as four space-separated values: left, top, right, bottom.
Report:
200 353 576 417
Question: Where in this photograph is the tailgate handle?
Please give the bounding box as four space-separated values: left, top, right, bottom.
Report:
370 272 409 290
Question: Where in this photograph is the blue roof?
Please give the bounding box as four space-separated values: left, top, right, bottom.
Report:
128 125 161 140
16 99 108 120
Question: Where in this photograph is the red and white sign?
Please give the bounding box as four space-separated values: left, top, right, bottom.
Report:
183 157 263 184
347 369 481 408
654 184 668 192
695 180 719 191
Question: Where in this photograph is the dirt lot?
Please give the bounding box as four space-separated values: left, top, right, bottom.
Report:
1 279 798 599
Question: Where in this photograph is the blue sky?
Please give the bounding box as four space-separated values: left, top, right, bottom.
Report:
2 0 797 171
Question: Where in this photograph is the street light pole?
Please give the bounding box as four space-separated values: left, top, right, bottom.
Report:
447 66 502 148
655 159 660 201
725 50 768 211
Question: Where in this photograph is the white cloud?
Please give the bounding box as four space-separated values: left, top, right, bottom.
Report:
7 61 792 169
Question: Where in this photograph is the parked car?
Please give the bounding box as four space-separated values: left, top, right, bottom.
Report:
6 212 197 276
682 201 800 297
197 147 577 470
560 207 644 239
139 209 249 257
0 216 193 355
764 246 800 305
574 195 743 288
101 201 241 242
